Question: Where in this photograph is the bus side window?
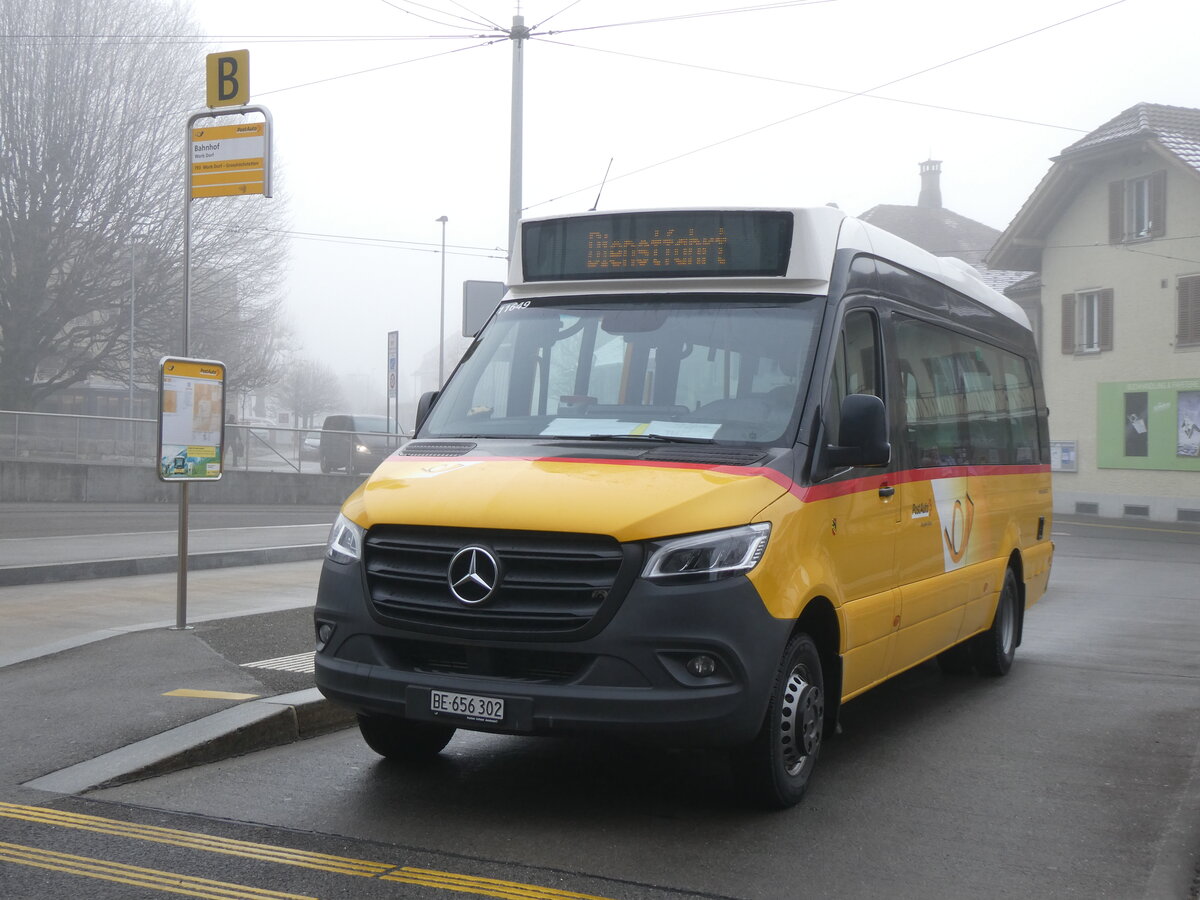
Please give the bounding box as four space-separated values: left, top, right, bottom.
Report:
895 313 1036 468
895 316 959 467
827 309 880 450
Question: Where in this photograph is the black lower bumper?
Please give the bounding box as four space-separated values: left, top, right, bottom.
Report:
313 556 793 746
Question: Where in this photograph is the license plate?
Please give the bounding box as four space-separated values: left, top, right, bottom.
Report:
430 689 505 723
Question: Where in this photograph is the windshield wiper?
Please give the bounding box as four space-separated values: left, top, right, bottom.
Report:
586 432 716 444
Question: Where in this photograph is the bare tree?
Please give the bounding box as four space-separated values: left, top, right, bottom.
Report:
0 0 290 411
190 264 291 399
278 357 344 429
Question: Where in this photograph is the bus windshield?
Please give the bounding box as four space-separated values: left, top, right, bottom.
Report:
423 295 823 445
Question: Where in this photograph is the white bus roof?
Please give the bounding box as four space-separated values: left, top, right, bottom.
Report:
509 207 1031 330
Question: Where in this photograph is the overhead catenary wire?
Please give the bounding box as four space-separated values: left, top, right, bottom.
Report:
376 0 496 32
200 223 507 259
13 3 1107 138
540 38 1092 135
0 33 487 44
531 0 588 31
17 0 1137 255
524 0 1132 212
541 0 839 35
441 0 505 31
196 0 1120 251
250 38 501 99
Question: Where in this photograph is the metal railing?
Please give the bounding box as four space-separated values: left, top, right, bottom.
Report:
0 409 394 475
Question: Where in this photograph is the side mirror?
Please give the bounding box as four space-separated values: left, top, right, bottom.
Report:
415 390 439 433
825 393 891 469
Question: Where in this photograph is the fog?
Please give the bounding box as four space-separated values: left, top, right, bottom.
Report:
191 0 1195 410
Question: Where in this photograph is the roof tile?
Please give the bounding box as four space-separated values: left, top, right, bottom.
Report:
1061 102 1200 173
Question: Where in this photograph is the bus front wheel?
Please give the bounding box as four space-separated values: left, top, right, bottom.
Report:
732 632 825 809
357 714 455 761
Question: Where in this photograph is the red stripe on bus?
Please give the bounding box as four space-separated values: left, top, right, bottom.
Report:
391 453 1048 502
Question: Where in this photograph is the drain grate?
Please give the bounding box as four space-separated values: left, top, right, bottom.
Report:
241 652 315 674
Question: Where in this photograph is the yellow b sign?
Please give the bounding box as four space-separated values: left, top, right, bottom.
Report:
206 50 249 108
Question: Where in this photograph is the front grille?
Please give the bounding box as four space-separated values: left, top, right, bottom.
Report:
364 526 628 635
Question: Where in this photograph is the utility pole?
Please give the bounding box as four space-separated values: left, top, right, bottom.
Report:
508 15 529 260
437 215 448 385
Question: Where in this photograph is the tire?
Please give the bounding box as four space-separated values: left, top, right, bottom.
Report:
357 714 455 761
936 641 975 675
972 568 1019 677
319 453 331 474
732 632 825 809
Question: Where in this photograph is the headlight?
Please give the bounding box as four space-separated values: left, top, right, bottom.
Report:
326 513 364 564
355 442 370 455
642 523 771 583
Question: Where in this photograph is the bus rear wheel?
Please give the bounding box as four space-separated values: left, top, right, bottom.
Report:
732 632 824 809
357 714 455 760
972 568 1019 676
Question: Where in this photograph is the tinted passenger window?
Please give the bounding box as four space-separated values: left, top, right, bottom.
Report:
895 316 1039 467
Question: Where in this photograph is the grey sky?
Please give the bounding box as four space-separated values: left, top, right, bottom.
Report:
190 0 1194 402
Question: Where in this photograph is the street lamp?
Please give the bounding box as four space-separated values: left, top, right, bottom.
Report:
436 215 448 386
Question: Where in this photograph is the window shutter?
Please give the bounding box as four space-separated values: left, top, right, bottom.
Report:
1061 294 1076 354
1109 181 1125 243
1149 170 1167 238
1099 289 1114 351
1180 275 1200 347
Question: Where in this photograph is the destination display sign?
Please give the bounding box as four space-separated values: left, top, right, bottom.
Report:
190 122 266 198
521 210 793 281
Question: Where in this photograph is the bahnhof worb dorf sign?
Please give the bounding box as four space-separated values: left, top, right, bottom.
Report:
190 122 266 199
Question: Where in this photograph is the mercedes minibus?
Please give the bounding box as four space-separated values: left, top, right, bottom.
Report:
314 207 1054 807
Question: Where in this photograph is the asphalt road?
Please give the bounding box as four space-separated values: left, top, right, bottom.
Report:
1 516 1197 900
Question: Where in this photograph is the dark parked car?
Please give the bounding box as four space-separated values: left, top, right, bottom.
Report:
319 415 402 475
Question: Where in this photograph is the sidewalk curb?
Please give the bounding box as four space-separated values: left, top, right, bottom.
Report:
22 689 356 795
0 545 325 587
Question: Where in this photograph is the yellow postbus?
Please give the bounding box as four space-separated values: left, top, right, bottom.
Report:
314 207 1054 807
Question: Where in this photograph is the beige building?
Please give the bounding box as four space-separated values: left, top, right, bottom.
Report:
990 103 1200 522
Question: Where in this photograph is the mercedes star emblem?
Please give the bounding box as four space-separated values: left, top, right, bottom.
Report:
447 546 500 605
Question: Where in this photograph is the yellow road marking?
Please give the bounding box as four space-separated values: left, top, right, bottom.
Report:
0 840 315 900
385 867 616 900
164 689 261 700
0 803 389 876
0 803 617 900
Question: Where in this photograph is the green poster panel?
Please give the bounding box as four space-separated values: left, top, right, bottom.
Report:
1098 379 1200 471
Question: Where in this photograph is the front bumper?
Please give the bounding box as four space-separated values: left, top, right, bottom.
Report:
313 555 792 746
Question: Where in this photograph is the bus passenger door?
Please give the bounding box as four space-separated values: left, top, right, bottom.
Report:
889 314 977 673
817 307 901 698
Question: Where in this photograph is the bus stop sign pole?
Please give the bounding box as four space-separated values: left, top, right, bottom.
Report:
172 75 273 629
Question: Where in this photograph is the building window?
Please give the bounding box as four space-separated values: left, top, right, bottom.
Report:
1109 171 1166 243
1061 289 1114 354
1179 275 1200 348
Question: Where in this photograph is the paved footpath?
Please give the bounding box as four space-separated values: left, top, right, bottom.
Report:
0 559 323 668
0 560 352 799
0 502 354 799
